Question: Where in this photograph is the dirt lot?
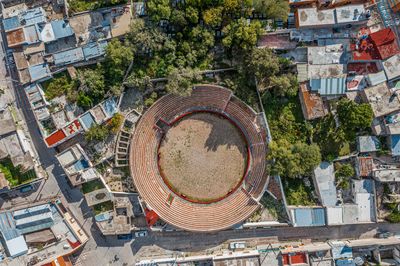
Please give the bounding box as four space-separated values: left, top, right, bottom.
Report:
158 112 248 202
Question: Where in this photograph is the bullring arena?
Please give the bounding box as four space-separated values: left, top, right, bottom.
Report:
129 85 268 232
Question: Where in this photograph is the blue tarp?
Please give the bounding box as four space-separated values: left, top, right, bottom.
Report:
391 135 400 156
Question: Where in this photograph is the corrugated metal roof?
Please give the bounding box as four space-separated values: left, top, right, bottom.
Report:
21 7 46 26
82 41 108 60
28 63 51 82
51 20 74 40
367 71 387 86
293 208 326 226
309 77 347 95
53 47 84 67
3 16 21 31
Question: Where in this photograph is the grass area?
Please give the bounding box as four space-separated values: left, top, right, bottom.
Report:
283 178 316 206
81 179 105 194
93 200 114 215
0 158 37 187
68 0 127 13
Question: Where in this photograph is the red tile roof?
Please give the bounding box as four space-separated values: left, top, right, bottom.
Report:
352 28 400 61
370 28 400 60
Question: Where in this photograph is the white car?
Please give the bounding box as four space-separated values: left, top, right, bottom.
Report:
135 231 148 238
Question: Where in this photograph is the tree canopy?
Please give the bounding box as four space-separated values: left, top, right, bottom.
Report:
165 67 201 96
268 139 321 178
337 98 374 139
253 0 290 21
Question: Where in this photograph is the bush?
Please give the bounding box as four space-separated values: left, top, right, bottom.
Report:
387 210 400 223
108 113 124 134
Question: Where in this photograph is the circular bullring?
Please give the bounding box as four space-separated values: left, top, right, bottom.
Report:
129 85 268 232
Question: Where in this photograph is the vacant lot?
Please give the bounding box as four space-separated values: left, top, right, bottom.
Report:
158 112 248 203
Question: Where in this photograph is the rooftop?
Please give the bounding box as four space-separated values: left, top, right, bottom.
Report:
51 20 74 40
355 156 374 177
308 64 346 79
357 136 380 153
307 45 347 65
313 162 337 207
28 63 51 82
361 82 400 117
373 167 400 182
290 207 326 227
296 7 335 28
352 28 400 61
309 77 347 96
299 83 328 120
383 53 400 81
53 47 84 67
335 4 367 24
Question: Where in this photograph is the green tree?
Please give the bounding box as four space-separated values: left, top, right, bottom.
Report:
144 92 158 107
222 18 262 52
147 0 171 22
335 163 355 178
269 74 298 97
203 7 223 28
170 9 187 27
253 0 290 21
104 39 134 84
268 139 321 178
165 67 201 96
335 163 354 190
85 124 110 142
78 66 105 99
185 6 199 24
128 19 168 54
77 92 93 109
337 98 373 139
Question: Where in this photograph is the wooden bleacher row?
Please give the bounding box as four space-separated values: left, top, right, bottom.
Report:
129 85 267 232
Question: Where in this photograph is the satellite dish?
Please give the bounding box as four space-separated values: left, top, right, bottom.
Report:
354 257 364 266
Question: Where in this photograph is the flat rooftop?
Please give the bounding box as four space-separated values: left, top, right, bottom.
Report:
361 82 400 117
383 54 400 80
297 7 335 28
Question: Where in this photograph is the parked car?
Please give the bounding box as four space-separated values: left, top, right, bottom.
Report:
19 185 33 193
117 234 132 240
134 231 148 238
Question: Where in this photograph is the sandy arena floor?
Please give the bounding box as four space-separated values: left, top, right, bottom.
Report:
158 112 248 202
